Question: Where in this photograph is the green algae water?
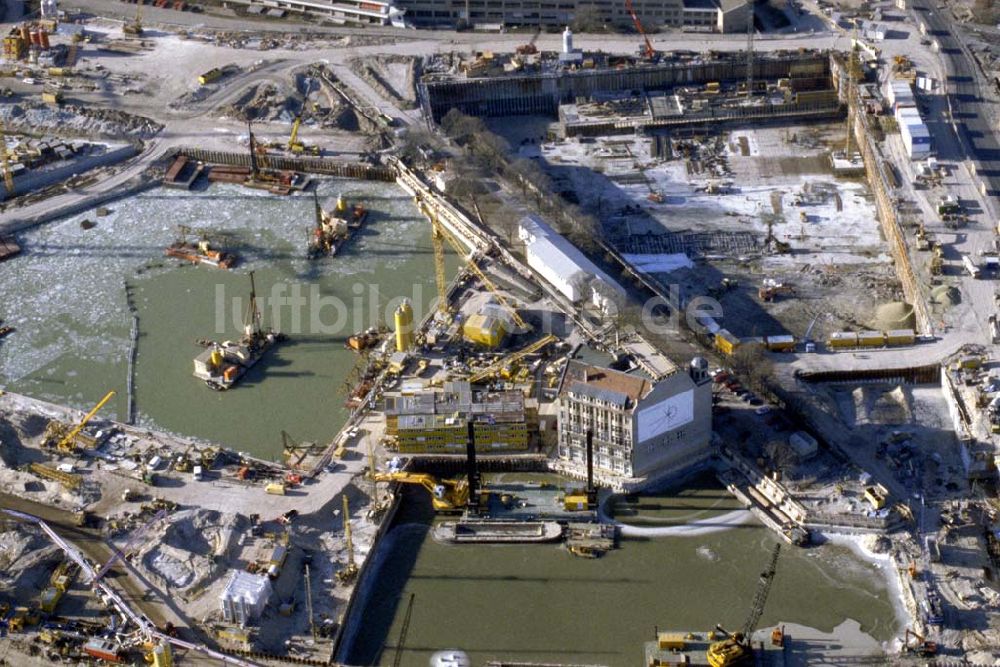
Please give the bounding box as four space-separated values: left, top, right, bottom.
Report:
0 180 456 458
344 473 899 667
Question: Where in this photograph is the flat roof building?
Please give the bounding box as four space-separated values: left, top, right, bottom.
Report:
384 381 535 453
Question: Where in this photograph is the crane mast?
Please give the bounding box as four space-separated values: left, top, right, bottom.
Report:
624 0 655 60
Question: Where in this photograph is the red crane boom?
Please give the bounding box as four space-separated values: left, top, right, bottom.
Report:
624 0 655 59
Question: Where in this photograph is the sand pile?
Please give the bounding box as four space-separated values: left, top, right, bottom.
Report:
871 301 916 331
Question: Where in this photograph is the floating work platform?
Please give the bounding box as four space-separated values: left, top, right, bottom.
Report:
163 155 204 190
205 165 309 195
434 520 564 544
644 627 787 666
564 522 616 558
480 482 598 523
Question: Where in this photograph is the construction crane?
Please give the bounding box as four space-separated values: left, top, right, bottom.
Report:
468 334 558 383
422 202 528 331
392 593 415 667
516 28 541 55
304 562 316 638
844 21 863 157
123 4 143 35
372 471 469 512
44 390 116 454
707 544 781 667
0 121 14 193
624 0 655 60
744 0 755 97
91 509 167 584
335 495 359 584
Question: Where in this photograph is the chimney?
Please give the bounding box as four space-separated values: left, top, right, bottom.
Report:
586 429 596 509
466 420 480 516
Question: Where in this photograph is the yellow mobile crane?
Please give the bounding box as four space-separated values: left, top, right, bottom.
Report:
468 334 558 383
420 201 528 332
287 115 320 155
335 495 359 584
42 390 116 454
707 544 781 667
372 471 470 512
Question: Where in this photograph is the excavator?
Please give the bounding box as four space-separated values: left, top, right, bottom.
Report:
372 470 470 512
42 390 116 454
706 544 781 667
903 628 938 657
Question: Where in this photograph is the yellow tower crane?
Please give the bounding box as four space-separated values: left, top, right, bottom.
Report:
468 334 558 383
44 391 116 454
0 121 15 194
419 201 528 331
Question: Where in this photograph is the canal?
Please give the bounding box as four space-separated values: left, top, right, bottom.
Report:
344 472 900 667
0 180 455 459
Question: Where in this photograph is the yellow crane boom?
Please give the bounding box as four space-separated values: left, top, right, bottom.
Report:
287 116 302 151
55 390 115 453
420 202 528 330
373 471 469 511
468 334 558 383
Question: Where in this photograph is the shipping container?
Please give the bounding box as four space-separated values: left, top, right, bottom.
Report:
764 334 795 352
265 482 286 495
857 330 886 347
827 331 858 348
84 639 122 663
198 67 222 85
885 329 916 345
714 329 740 355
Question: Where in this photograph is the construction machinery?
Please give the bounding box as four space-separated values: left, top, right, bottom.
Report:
0 120 14 193
29 463 81 490
903 628 938 656
758 279 794 302
335 495 359 584
373 470 470 512
123 4 143 35
467 334 558 383
421 201 528 332
42 390 116 454
624 0 655 60
287 115 319 155
706 544 781 667
516 28 540 55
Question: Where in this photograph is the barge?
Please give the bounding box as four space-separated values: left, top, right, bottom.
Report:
192 271 285 390
433 520 563 544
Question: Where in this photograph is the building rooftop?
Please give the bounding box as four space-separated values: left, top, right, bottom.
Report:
560 360 654 409
219 570 271 604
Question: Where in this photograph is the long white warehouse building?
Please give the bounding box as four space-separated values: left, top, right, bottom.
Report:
518 215 624 310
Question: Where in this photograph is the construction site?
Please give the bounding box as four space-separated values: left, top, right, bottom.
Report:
0 0 998 662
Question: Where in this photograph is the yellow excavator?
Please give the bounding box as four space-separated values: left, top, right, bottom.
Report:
707 544 781 667
42 390 116 454
372 471 470 512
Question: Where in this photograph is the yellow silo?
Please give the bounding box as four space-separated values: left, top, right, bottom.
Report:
150 641 173 667
394 299 414 352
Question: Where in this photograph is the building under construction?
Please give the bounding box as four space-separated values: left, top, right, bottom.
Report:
383 381 536 453
419 49 837 123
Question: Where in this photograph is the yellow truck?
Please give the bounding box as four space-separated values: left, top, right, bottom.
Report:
198 68 222 85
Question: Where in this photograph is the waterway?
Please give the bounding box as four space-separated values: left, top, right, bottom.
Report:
344 472 900 667
0 179 454 459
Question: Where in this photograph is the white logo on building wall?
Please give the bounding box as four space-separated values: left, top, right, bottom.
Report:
636 390 694 442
